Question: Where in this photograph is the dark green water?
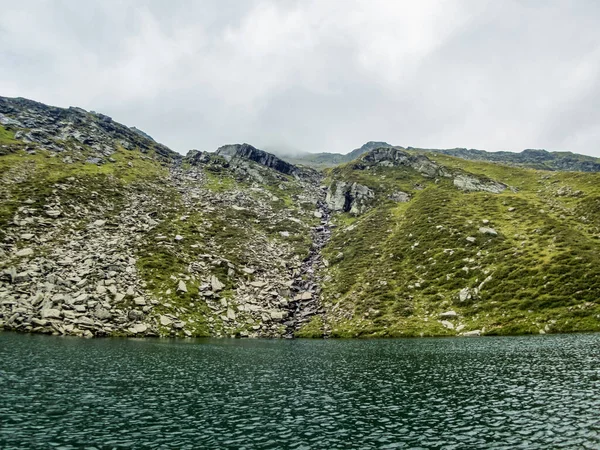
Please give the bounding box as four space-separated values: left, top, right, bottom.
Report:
1 332 599 449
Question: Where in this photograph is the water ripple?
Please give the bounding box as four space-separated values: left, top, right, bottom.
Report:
1 333 599 449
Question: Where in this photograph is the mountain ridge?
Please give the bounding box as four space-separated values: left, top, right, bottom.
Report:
274 141 600 172
1 95 599 339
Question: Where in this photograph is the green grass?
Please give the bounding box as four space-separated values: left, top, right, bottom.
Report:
318 153 600 337
0 125 19 145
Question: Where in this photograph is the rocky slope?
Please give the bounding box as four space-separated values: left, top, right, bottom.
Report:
1 96 599 339
0 97 325 338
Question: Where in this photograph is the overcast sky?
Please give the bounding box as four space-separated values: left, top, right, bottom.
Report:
1 0 600 156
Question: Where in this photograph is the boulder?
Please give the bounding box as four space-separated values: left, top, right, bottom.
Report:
128 310 144 321
94 306 112 321
479 227 498 236
270 310 287 320
177 280 187 293
440 320 455 330
459 287 472 302
326 181 375 215
159 315 173 326
453 174 506 194
130 323 147 334
40 308 61 319
226 308 236 320
388 191 410 202
15 248 34 257
439 310 458 319
211 276 225 292
463 330 481 337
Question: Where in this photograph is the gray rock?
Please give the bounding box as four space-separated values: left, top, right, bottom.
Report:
270 310 287 320
226 308 236 320
463 330 481 337
75 316 95 326
389 191 411 202
478 227 498 236
159 315 173 326
453 174 506 194
177 280 187 293
15 248 34 257
129 323 147 334
14 271 30 283
211 276 225 292
128 310 144 321
94 306 112 320
439 310 458 319
40 308 61 319
326 181 375 215
440 320 455 330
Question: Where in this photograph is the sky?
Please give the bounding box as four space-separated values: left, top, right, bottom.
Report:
1 0 600 156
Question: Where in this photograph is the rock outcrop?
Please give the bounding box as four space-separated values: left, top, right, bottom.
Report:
216 143 301 177
453 174 506 194
357 147 450 178
326 181 374 215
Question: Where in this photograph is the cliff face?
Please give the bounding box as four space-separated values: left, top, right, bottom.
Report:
1 96 600 339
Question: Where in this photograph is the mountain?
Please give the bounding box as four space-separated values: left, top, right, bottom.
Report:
278 142 600 172
276 141 396 168
1 96 599 339
410 147 600 172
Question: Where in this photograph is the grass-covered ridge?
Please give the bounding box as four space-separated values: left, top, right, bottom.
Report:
308 152 600 338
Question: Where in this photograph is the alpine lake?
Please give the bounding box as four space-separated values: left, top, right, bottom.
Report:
1 332 599 449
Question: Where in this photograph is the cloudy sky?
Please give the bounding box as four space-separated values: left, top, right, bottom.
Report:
1 0 599 156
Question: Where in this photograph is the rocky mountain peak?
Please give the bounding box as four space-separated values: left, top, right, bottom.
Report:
345 141 396 161
216 143 301 177
0 96 178 161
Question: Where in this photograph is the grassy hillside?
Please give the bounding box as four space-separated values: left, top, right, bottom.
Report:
2 96 600 339
302 152 600 337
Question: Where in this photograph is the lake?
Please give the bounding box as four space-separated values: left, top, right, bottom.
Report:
1 332 599 449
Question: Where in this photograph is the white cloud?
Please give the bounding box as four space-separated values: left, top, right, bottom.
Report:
1 0 599 156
